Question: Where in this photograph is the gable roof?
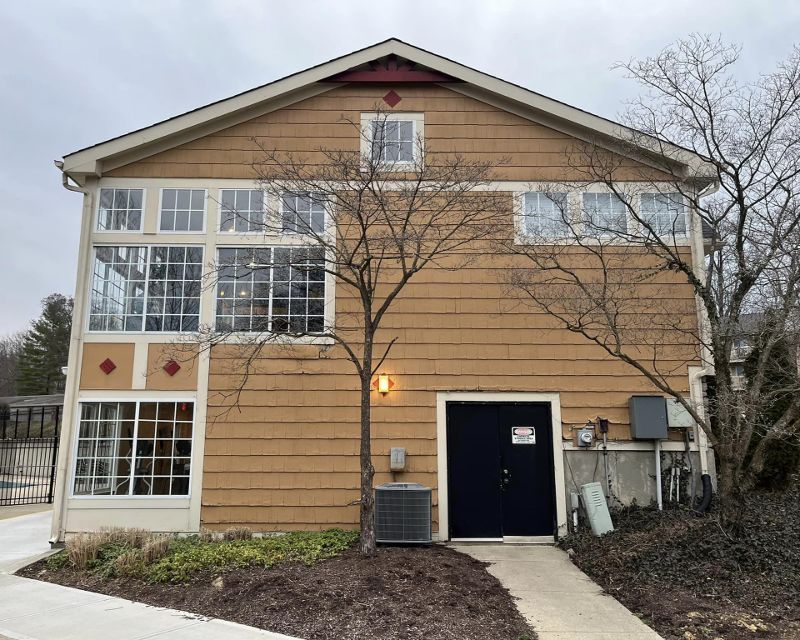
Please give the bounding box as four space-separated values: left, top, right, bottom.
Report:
59 38 715 182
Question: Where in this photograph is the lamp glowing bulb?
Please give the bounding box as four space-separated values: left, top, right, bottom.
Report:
377 373 391 395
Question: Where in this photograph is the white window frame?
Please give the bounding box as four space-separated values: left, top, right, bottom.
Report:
86 244 205 334
158 188 208 234
638 192 689 238
217 188 268 234
517 190 572 240
69 398 196 500
95 187 146 233
360 112 424 170
213 245 327 335
581 191 630 236
280 191 329 236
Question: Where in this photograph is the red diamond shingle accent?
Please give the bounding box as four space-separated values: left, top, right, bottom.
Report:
163 360 181 377
99 358 116 375
383 90 401 107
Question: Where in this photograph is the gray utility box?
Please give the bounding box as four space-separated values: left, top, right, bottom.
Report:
629 395 668 440
375 482 432 544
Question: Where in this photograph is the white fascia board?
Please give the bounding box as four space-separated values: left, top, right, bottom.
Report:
60 38 713 180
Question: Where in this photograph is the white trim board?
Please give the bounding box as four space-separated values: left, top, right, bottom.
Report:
436 391 568 542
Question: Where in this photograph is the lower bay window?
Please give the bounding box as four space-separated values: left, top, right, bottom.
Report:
73 400 193 497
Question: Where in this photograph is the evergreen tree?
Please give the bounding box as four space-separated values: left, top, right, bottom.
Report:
16 294 73 395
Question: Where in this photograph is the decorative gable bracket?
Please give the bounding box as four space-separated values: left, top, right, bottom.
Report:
324 54 459 83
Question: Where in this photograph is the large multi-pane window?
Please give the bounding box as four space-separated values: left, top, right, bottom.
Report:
220 189 264 232
73 401 193 497
371 119 415 163
160 189 205 232
281 192 326 234
582 192 629 234
640 192 687 235
216 246 325 333
97 188 143 231
523 192 569 237
89 246 202 332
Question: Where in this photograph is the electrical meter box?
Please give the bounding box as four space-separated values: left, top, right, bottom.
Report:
390 447 406 471
629 395 668 440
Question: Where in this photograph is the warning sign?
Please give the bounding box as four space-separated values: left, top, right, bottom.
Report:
511 426 536 445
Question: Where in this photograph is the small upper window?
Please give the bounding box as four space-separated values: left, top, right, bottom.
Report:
160 189 205 232
582 193 628 234
281 192 326 235
371 120 415 163
220 189 264 233
97 188 143 231
523 192 569 237
640 193 687 235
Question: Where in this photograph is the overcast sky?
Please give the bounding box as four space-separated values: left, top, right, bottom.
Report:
0 0 798 334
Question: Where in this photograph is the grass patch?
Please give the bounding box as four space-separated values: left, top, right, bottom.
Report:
47 529 358 584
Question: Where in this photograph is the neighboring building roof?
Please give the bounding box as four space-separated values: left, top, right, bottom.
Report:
0 394 64 409
59 38 715 183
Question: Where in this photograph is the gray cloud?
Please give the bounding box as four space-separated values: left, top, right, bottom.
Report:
1 0 798 333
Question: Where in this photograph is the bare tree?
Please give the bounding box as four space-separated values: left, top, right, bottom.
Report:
505 35 800 524
0 332 25 397
198 110 506 554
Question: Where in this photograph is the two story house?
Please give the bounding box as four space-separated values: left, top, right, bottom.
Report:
50 39 714 543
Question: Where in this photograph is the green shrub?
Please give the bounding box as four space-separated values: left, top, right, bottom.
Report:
146 529 358 583
46 551 69 570
48 528 358 584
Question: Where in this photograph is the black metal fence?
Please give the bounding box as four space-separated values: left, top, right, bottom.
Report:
0 406 61 506
1 405 61 439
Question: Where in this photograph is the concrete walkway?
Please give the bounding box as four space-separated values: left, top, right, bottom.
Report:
0 509 53 574
0 509 299 640
454 544 662 640
0 574 300 640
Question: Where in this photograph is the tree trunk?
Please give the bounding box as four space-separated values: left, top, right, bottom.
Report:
358 369 376 556
714 455 745 530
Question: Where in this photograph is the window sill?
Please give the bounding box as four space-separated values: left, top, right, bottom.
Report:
212 332 334 346
67 496 191 508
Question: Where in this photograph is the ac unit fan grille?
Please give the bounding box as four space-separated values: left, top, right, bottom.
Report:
375 483 432 544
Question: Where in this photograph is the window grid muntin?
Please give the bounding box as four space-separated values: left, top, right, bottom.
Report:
89 246 148 331
88 245 203 333
220 189 265 233
215 246 325 334
160 188 206 232
582 192 628 234
371 119 414 163
523 192 569 236
216 247 272 332
640 192 687 235
97 188 144 232
281 192 326 235
145 246 203 332
73 401 193 497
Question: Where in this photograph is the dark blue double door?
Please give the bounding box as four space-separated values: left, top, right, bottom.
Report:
446 402 556 538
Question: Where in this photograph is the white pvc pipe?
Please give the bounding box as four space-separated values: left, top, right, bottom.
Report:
655 440 663 511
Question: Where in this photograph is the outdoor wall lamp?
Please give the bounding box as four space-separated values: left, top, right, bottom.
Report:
373 373 394 395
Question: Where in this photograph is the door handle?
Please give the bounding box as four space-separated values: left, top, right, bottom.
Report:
500 468 512 491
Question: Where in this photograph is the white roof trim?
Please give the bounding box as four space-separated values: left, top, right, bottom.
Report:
61 38 713 179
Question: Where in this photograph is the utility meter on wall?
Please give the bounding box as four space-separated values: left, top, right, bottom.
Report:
577 427 594 447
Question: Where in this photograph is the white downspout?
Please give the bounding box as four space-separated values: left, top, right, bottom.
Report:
49 162 94 544
688 178 719 481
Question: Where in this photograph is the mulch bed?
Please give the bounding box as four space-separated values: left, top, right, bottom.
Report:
560 487 800 639
19 544 535 640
